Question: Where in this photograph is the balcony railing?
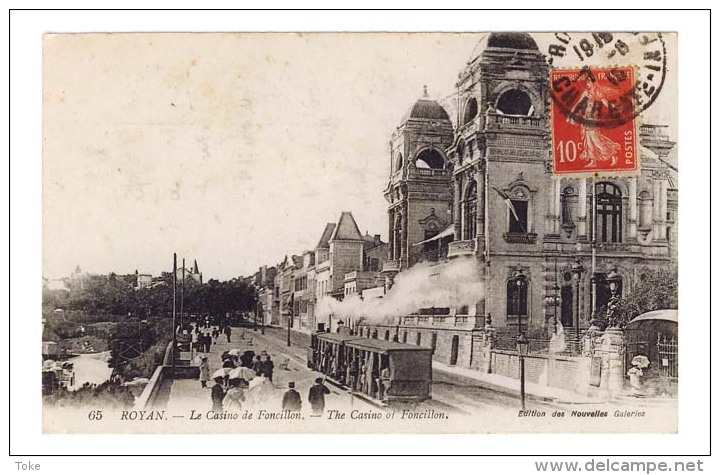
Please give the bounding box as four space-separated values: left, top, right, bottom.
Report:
487 113 544 129
411 167 450 178
447 239 476 258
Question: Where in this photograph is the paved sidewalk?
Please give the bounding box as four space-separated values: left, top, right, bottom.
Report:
433 361 604 405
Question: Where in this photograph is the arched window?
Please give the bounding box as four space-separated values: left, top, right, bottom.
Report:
415 149 444 169
463 181 477 240
496 89 534 116
463 97 478 124
394 152 403 172
595 182 623 243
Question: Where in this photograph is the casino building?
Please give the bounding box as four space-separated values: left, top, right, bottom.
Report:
363 33 677 368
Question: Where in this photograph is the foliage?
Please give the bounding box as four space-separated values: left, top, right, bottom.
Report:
44 272 258 319
108 317 172 379
595 266 678 330
42 271 258 379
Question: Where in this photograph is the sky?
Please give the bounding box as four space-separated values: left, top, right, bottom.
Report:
42 32 677 281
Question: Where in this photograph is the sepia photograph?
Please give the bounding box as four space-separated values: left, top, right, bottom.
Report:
38 30 683 436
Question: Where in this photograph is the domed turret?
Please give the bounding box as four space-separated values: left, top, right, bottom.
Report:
407 99 451 121
403 86 451 123
486 32 539 51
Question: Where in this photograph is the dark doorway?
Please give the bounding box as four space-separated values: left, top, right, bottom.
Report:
450 335 460 366
561 285 574 329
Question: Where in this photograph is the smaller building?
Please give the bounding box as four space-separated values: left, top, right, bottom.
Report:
136 273 152 290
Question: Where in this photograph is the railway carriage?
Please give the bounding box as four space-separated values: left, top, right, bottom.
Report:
308 330 433 404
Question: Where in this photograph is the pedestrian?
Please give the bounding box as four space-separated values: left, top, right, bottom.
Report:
282 381 302 412
211 376 225 412
240 350 255 369
191 328 199 357
223 378 245 412
261 355 275 382
212 326 220 344
308 377 330 415
198 355 210 388
222 355 236 369
224 325 232 343
252 355 263 375
204 332 212 353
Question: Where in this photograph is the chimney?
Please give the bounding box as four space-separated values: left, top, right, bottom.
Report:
374 234 381 245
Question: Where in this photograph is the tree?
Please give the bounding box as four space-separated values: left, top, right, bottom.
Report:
602 266 678 330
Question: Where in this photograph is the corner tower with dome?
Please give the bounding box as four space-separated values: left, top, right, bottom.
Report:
383 86 455 273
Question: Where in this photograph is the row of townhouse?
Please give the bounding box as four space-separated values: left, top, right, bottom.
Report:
252 212 388 333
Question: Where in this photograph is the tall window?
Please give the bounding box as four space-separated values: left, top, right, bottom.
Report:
595 182 623 243
464 181 477 240
506 279 528 318
464 97 478 124
509 200 529 233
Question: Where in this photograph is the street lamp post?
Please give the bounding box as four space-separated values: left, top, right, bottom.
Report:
552 285 560 334
571 260 585 343
287 309 292 347
514 270 526 336
516 332 529 410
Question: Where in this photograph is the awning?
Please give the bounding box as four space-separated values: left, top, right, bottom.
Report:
628 309 678 324
625 309 678 333
412 224 455 246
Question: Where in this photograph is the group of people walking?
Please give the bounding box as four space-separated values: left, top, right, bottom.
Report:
190 321 233 354
193 321 333 416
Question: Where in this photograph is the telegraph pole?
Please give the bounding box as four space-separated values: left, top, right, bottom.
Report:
171 253 177 375
180 258 185 330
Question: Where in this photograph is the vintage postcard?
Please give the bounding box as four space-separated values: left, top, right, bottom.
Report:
42 32 678 434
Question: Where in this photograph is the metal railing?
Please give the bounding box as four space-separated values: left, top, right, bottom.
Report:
657 335 678 383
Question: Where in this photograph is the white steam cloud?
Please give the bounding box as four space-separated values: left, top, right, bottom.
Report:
316 257 485 324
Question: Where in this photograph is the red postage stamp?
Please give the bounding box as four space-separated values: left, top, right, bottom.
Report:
550 66 638 175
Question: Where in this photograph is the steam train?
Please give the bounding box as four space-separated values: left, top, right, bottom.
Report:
307 327 433 404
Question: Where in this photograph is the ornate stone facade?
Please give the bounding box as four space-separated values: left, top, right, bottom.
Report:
371 33 677 366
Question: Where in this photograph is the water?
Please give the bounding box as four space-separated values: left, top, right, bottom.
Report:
67 351 113 390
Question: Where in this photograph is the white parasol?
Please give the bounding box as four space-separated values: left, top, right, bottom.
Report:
212 368 230 379
631 355 651 369
228 367 256 380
